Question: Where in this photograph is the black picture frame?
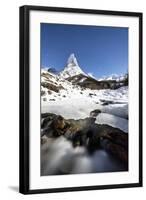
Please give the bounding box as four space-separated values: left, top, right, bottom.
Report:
19 5 143 194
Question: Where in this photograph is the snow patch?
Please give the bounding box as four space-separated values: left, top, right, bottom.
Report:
95 113 128 132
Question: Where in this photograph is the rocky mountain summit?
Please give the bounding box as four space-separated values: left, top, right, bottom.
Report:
41 54 128 98
59 53 86 78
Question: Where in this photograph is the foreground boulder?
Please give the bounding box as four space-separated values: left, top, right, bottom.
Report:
100 138 128 163
41 113 128 164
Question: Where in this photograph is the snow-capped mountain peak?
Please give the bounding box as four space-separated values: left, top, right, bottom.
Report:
67 53 79 67
59 53 86 78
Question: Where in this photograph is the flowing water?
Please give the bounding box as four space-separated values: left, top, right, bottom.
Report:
41 136 128 176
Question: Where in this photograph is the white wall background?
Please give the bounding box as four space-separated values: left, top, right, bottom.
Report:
0 0 145 199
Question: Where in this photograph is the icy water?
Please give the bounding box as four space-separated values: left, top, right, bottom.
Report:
41 137 128 176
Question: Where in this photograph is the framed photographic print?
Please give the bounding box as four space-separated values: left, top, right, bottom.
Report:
19 5 143 194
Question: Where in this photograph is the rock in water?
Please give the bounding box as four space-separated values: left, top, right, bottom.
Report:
53 115 66 130
41 113 128 164
90 109 101 117
100 138 128 163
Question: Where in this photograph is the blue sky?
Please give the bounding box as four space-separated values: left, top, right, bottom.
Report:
41 23 128 78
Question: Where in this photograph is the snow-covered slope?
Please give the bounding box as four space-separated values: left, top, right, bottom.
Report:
41 53 128 133
41 67 128 132
59 53 87 78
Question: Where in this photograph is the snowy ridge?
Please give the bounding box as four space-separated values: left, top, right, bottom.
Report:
59 53 87 78
98 74 127 82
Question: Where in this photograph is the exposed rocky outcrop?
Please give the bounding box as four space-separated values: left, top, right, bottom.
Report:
41 113 128 163
41 90 46 96
90 109 101 117
66 74 125 90
41 82 63 93
43 98 47 101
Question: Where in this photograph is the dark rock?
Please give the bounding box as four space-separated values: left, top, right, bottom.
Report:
41 114 55 128
47 90 52 94
100 99 114 106
49 99 55 101
100 138 128 163
106 131 128 149
47 67 59 75
43 127 55 137
53 115 66 130
90 109 101 117
89 93 94 96
41 81 63 93
43 98 47 101
41 90 46 96
41 113 55 119
83 123 128 161
94 125 128 162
